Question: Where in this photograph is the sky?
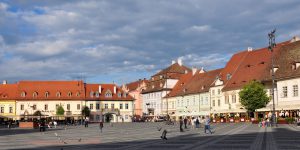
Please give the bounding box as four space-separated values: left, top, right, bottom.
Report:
0 0 300 85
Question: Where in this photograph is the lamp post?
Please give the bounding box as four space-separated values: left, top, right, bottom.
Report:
268 29 277 127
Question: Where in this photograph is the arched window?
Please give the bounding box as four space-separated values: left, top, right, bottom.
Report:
68 92 72 97
33 92 38 98
90 91 94 97
56 92 61 98
21 91 26 97
45 92 49 98
95 91 100 97
76 92 80 97
105 90 112 98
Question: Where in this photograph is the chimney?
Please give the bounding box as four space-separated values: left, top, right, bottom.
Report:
192 67 197 76
290 36 300 43
2 80 7 85
171 60 176 65
177 58 182 66
199 67 205 73
247 47 253 52
114 86 117 94
98 85 102 94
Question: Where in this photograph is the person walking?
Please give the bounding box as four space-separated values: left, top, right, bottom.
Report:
99 121 104 133
179 117 184 132
184 117 188 129
84 117 89 128
204 116 212 134
191 117 195 129
196 117 200 128
53 121 57 128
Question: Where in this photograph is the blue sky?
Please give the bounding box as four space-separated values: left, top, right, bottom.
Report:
0 0 300 85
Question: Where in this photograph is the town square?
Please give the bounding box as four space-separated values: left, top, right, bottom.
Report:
1 0 300 149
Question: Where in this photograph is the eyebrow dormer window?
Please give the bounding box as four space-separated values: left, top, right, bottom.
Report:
95 91 100 97
68 92 72 97
21 92 26 97
105 90 112 98
33 92 38 98
56 92 61 97
90 91 94 97
45 92 49 98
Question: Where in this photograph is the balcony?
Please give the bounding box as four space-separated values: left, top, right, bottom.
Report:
101 108 120 115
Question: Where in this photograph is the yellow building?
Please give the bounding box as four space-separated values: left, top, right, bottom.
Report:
0 82 17 121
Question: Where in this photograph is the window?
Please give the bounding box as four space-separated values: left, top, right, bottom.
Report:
77 104 80 110
21 92 26 97
33 104 36 110
33 92 38 98
76 92 80 97
111 104 115 109
118 92 121 97
120 103 123 109
96 103 100 110
67 104 70 110
232 95 236 103
21 104 24 110
123 92 127 98
105 104 108 109
283 86 288 97
56 92 61 97
212 100 215 106
218 99 220 106
90 104 93 110
105 90 112 97
68 92 72 97
226 74 231 80
205 97 208 105
218 89 221 95
44 104 48 110
212 90 215 95
45 92 49 98
90 91 94 97
125 103 129 109
200 97 203 105
56 104 59 109
0 107 4 113
95 92 100 97
225 96 229 104
293 85 298 97
9 107 13 113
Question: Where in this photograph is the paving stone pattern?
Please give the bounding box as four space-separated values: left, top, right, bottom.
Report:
0 122 299 150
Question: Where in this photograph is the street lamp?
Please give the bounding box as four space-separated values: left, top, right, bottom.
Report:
268 29 277 127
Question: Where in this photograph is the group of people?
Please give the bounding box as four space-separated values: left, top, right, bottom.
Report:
179 116 213 134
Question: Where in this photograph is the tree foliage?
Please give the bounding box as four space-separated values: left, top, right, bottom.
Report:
239 80 270 112
56 105 65 115
82 106 90 117
33 110 42 116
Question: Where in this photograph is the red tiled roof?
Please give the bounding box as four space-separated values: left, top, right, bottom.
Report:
0 84 18 100
125 79 148 92
223 41 289 91
167 68 222 97
85 84 134 101
153 63 191 77
17 80 85 100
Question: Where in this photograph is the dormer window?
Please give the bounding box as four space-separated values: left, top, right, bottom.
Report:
246 64 251 68
226 74 232 80
90 91 94 98
117 92 122 97
21 92 26 97
56 92 61 97
33 92 38 98
95 91 100 97
105 90 112 98
76 92 80 97
68 92 72 97
45 92 49 98
260 61 265 65
123 92 127 98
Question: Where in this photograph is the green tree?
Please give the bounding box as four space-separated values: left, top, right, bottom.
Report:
239 80 270 113
82 106 90 117
56 105 65 115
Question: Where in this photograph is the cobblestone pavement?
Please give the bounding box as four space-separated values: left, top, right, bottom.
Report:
0 122 300 150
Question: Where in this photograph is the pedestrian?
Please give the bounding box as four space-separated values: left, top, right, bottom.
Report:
184 117 188 129
179 117 184 132
99 121 104 133
8 120 12 129
196 117 200 128
161 129 168 140
204 116 212 134
53 121 57 128
84 117 89 128
191 117 195 129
